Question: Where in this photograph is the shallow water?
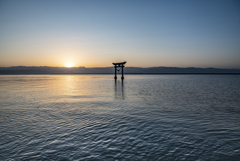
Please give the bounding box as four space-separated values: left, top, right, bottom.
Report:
0 75 240 160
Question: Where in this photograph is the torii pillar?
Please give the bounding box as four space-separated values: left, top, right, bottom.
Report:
112 61 126 79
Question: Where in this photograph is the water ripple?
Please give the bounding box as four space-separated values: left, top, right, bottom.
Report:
0 75 240 160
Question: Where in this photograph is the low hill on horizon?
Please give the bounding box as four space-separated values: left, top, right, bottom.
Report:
0 66 240 74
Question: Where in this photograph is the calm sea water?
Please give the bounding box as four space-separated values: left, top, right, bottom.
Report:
0 75 240 161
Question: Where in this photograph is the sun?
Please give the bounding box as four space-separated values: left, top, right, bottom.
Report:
65 62 74 68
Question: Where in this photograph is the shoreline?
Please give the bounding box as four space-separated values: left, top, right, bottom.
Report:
0 73 240 75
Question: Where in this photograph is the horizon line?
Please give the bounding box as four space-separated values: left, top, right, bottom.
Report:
1 66 240 70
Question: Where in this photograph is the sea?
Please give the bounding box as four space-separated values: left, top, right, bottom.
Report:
0 74 240 161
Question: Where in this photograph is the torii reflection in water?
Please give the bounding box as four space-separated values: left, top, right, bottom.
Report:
114 79 124 100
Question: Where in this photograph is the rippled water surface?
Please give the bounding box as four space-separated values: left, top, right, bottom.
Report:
0 75 240 160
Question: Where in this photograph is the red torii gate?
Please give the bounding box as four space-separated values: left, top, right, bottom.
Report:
112 61 126 79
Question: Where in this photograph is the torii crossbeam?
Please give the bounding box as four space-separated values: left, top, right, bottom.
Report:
112 61 126 79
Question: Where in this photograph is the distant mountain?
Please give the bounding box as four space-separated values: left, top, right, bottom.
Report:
0 66 239 74
124 67 240 74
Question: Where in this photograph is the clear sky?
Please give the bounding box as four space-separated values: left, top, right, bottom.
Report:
0 0 240 68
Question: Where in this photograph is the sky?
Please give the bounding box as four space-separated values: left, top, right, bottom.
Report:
0 0 240 68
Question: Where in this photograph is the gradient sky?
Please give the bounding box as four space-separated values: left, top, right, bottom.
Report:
0 0 240 68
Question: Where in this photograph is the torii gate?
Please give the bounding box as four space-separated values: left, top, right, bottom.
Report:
112 61 126 79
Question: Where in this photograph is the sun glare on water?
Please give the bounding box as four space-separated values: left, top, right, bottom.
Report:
65 62 74 68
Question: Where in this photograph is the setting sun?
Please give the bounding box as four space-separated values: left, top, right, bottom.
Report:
65 62 74 68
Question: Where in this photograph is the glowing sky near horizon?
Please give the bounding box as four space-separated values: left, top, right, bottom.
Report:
0 0 240 68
